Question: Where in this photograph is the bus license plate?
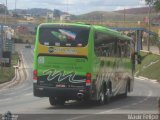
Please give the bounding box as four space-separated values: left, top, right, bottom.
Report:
56 84 66 88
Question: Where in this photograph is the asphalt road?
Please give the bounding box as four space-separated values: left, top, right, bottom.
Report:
0 44 160 120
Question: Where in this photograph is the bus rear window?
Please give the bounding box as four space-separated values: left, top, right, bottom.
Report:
39 26 90 47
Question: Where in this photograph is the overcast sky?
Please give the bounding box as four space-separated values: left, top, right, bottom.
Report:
1 0 147 14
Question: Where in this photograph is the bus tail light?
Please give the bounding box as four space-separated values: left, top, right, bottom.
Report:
86 73 91 86
33 70 37 82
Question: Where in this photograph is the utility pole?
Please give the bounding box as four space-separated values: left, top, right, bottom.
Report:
5 0 7 24
0 25 3 62
15 0 17 13
67 0 69 14
147 2 151 51
123 8 126 26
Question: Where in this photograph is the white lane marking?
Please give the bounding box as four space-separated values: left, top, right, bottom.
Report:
97 90 153 114
65 115 90 120
97 107 122 114
24 93 32 96
98 110 159 114
135 77 159 84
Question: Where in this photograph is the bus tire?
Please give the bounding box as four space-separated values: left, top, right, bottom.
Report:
49 97 65 106
99 83 111 105
99 89 106 105
105 81 112 104
106 87 111 104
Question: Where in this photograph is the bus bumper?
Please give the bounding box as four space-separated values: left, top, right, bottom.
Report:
33 84 90 99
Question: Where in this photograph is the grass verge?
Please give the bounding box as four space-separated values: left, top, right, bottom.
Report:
0 52 19 84
136 51 160 81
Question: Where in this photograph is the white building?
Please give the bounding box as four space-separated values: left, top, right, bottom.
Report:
60 14 70 21
46 12 54 22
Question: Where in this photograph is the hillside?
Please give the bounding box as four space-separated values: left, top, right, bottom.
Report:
6 7 159 23
10 8 67 17
74 11 149 21
114 7 156 14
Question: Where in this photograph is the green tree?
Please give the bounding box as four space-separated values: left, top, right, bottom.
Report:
145 0 160 11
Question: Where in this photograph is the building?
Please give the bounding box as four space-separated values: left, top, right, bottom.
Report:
23 14 34 21
46 12 54 22
60 14 70 21
0 26 15 53
16 26 28 34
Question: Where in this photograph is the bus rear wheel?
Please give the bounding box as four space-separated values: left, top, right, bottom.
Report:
99 85 111 105
106 88 111 103
99 90 106 105
49 97 65 106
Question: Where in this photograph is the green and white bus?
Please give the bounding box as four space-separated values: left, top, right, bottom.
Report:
33 23 136 105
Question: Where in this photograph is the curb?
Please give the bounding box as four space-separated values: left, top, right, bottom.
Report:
0 62 19 91
0 53 24 91
140 50 160 56
135 50 160 83
135 76 159 84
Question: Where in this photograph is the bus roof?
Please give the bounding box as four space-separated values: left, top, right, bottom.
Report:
93 25 132 41
38 22 91 28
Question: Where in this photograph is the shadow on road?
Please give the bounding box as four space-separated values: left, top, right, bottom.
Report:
46 95 158 111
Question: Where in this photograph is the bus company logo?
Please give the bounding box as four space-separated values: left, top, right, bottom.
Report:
43 68 85 83
48 47 54 53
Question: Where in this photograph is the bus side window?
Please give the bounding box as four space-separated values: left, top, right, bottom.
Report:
117 41 130 58
94 32 116 57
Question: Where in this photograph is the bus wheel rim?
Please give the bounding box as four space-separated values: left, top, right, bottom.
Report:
100 92 105 102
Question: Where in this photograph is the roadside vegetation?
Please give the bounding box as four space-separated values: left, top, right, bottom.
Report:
0 52 19 84
136 51 160 81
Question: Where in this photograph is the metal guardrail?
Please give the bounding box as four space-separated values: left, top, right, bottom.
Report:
110 27 157 36
0 24 4 62
140 50 160 56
